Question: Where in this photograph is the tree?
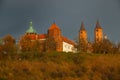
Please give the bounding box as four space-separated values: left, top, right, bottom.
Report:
78 39 88 52
0 39 3 53
46 37 56 52
2 34 16 54
112 42 120 54
18 35 33 52
92 39 113 53
18 34 43 53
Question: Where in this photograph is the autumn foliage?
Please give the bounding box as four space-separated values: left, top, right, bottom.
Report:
1 34 120 80
0 35 16 58
1 52 120 80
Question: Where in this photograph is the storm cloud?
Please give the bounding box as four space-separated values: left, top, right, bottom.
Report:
0 0 120 42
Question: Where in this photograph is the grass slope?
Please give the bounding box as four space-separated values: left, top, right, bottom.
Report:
0 52 120 80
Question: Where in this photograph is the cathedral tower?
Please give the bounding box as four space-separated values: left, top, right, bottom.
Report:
94 20 103 43
79 21 87 43
79 21 88 52
47 22 63 51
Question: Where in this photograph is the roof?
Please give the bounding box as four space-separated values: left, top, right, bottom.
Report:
80 21 86 31
26 34 37 40
38 34 75 46
95 20 102 29
48 22 61 30
26 21 37 33
62 36 76 46
38 34 47 39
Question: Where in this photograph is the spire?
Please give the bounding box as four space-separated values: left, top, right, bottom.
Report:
29 20 33 28
26 20 37 33
80 21 86 30
96 20 102 29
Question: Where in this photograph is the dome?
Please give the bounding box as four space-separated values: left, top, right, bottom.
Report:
26 21 37 33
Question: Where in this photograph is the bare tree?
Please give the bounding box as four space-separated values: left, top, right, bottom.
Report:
92 39 113 53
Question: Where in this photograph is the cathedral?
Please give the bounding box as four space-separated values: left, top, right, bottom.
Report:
20 20 104 53
79 20 104 52
79 20 103 43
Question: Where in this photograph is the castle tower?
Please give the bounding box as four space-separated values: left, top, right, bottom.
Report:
94 20 103 43
79 21 87 43
47 22 63 51
26 21 37 40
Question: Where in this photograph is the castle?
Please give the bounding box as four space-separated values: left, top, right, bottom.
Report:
20 20 104 52
22 21 76 52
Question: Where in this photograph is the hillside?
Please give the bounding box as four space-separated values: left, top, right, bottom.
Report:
0 52 120 80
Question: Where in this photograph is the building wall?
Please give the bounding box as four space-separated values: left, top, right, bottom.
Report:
63 41 75 52
47 28 63 52
38 39 46 52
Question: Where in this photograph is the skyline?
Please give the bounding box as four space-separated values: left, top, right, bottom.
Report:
0 0 120 42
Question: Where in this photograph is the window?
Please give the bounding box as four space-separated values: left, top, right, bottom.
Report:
68 46 70 49
65 45 67 48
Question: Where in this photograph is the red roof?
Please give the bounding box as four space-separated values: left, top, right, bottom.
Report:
38 34 47 39
37 34 75 46
48 23 60 30
26 34 37 40
62 36 76 46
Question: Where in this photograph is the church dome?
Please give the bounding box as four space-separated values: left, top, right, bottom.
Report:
26 21 37 33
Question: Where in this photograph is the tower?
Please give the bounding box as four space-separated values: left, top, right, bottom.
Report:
47 22 63 51
79 21 88 52
94 20 103 43
26 21 37 40
79 21 87 43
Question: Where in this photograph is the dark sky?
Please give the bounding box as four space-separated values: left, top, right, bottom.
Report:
0 0 120 42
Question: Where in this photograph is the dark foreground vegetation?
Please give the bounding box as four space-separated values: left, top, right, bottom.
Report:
0 52 120 80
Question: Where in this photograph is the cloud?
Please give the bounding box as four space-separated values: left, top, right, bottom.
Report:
0 0 5 11
0 0 120 41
